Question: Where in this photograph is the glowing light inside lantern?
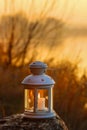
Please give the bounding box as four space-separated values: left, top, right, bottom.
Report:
28 98 31 103
38 93 45 110
25 89 34 111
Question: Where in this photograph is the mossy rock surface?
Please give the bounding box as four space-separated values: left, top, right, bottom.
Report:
0 114 68 130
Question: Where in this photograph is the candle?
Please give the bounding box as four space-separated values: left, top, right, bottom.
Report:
38 93 45 110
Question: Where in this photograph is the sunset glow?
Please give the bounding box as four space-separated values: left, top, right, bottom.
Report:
0 0 87 25
0 0 87 72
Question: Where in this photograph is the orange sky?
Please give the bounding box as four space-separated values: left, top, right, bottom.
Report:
0 0 87 73
0 0 87 26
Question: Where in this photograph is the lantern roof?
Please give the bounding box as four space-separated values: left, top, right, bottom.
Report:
22 61 55 87
29 61 48 69
21 74 55 86
29 61 48 75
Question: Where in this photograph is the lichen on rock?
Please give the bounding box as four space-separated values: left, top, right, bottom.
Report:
0 114 68 130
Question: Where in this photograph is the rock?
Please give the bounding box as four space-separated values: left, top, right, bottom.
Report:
0 114 68 130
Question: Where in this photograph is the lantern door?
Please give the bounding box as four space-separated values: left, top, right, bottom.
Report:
25 89 34 112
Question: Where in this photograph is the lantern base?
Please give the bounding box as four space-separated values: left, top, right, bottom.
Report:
23 110 56 118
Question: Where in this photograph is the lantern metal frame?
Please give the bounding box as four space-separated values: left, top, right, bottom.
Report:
22 61 56 118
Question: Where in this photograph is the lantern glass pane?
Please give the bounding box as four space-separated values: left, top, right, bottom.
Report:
37 89 48 111
25 89 34 112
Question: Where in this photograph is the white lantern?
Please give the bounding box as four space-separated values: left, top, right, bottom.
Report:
22 61 56 118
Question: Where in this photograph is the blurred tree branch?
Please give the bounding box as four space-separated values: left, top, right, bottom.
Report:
0 12 64 66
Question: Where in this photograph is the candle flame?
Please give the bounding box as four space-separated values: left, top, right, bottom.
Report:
38 93 40 98
28 98 31 103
